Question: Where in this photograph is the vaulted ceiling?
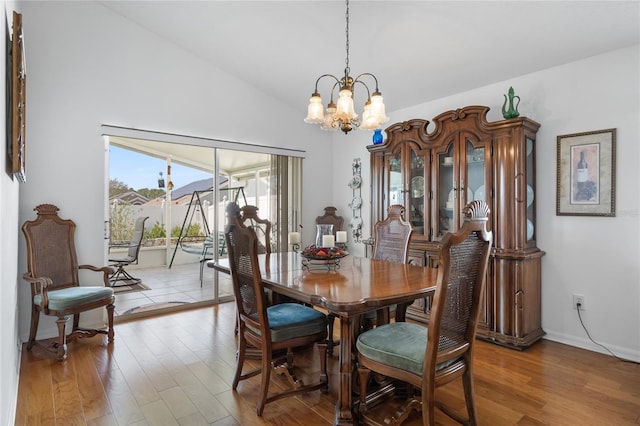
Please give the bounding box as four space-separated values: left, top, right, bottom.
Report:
100 1 639 114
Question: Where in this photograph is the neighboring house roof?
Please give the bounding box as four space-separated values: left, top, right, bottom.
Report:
170 177 225 201
141 177 246 206
110 191 149 205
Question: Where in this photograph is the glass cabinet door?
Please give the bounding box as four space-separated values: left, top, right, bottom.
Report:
437 144 456 237
434 136 489 239
526 137 535 243
386 152 403 206
465 138 486 206
408 148 426 237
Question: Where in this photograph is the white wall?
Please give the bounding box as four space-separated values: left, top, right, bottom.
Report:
17 1 336 341
1 1 21 424
331 45 640 361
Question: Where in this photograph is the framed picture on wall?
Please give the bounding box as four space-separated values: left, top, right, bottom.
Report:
556 128 616 216
7 11 26 182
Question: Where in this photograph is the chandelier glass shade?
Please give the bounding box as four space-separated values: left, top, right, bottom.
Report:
304 0 389 134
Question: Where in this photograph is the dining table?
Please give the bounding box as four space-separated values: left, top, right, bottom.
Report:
209 251 438 425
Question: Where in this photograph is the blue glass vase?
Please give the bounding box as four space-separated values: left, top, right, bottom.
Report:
372 129 383 144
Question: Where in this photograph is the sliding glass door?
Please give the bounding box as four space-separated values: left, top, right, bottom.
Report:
104 126 304 316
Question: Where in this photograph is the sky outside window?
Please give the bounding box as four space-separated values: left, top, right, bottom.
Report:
110 146 213 191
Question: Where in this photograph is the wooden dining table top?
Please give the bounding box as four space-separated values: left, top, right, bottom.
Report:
210 251 438 316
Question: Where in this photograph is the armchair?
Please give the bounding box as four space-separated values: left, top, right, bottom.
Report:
22 204 115 361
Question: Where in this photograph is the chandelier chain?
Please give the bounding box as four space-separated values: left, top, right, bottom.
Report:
344 0 350 75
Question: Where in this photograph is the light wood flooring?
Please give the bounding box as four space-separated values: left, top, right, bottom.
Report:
15 303 640 425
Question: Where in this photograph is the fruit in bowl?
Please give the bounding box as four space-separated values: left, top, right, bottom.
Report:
301 245 347 259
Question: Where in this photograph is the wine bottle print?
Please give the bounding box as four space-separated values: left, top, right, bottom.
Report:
572 145 598 204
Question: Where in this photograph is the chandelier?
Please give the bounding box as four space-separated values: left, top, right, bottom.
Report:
304 0 389 134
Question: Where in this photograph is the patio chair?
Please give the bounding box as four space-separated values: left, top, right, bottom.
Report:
224 202 329 416
108 216 148 287
22 204 115 361
356 200 493 425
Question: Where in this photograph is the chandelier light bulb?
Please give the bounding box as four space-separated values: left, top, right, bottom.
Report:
321 103 338 131
335 89 356 121
369 92 389 125
304 93 324 124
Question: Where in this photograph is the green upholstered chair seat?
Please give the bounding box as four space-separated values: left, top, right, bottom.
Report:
34 286 114 311
246 303 327 342
356 322 459 375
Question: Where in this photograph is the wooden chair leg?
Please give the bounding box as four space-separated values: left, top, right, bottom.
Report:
56 316 68 361
357 366 371 414
72 313 80 331
107 304 115 342
27 307 39 350
257 349 273 416
461 367 478 425
232 333 247 390
317 341 329 391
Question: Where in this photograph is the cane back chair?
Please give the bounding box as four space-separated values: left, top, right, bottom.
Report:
356 200 493 425
362 204 413 329
224 203 329 416
22 204 115 361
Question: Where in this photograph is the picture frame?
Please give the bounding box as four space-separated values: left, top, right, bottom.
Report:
556 128 616 216
7 11 26 182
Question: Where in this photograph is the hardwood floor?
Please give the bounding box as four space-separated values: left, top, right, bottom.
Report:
15 303 640 425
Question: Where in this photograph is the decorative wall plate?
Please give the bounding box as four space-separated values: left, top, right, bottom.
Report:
350 196 362 209
348 175 362 189
350 216 362 229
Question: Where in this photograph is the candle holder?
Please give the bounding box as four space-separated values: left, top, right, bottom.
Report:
288 231 302 252
302 256 343 272
315 224 334 247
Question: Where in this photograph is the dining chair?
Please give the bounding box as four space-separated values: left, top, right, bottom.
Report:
22 204 115 361
362 204 413 330
315 206 344 233
356 200 493 425
108 216 148 286
224 203 329 416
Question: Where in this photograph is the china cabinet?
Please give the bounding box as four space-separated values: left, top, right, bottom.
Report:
367 105 545 349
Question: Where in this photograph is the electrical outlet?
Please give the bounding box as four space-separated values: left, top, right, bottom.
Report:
573 294 586 310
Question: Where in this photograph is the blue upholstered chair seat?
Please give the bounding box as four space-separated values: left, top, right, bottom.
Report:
34 287 114 311
356 322 459 374
246 303 327 342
